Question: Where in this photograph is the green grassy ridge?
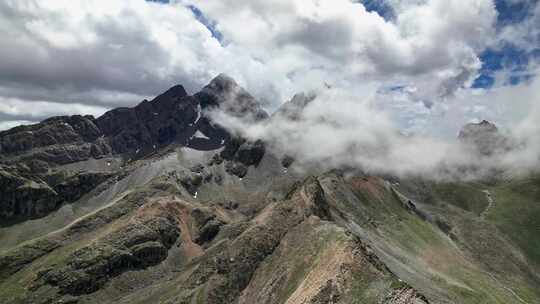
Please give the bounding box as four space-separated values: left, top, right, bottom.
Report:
488 176 540 268
330 175 538 303
0 181 174 303
396 175 540 303
395 178 489 216
429 183 489 216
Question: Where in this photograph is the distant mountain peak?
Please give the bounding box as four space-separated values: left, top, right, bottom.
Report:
273 92 316 120
208 73 238 88
458 120 499 139
196 74 268 121
458 120 508 155
199 73 242 102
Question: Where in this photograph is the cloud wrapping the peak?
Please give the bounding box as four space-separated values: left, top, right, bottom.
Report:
210 78 540 180
209 87 473 179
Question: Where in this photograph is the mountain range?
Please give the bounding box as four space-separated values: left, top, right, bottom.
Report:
0 75 539 304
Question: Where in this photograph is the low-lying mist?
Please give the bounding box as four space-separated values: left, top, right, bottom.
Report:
209 81 540 181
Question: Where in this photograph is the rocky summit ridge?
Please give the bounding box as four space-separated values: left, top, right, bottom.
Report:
0 75 539 304
458 120 510 156
0 74 266 222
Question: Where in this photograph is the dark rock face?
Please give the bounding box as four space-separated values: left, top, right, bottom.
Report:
220 137 266 177
0 168 59 220
236 140 265 166
188 74 268 152
458 120 509 155
195 74 268 121
281 155 295 168
0 115 101 156
225 162 248 178
0 74 268 223
0 75 267 166
179 173 204 196
0 166 113 221
53 171 114 202
0 74 269 166
96 85 199 154
192 208 223 245
0 116 112 166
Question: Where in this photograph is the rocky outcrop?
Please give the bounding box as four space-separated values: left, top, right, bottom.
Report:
0 115 101 156
0 167 60 220
239 216 429 304
0 166 113 221
220 137 266 177
53 171 113 202
36 213 180 295
0 116 112 166
383 287 430 304
191 208 224 245
0 238 61 280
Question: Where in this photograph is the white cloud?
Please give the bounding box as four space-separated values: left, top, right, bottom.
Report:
209 87 473 179
211 73 540 180
0 0 499 124
184 0 496 101
0 0 225 109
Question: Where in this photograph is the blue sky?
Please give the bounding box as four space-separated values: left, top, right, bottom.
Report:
186 5 223 42
361 0 540 89
149 0 224 42
474 0 540 88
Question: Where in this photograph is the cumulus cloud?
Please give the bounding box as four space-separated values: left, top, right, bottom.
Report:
185 0 496 99
211 74 540 180
0 0 228 128
0 0 500 131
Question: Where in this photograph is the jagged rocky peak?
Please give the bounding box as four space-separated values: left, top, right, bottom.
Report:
204 73 239 94
459 120 499 137
458 120 508 155
0 114 104 158
0 75 264 163
158 84 188 100
273 91 316 120
196 73 268 120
